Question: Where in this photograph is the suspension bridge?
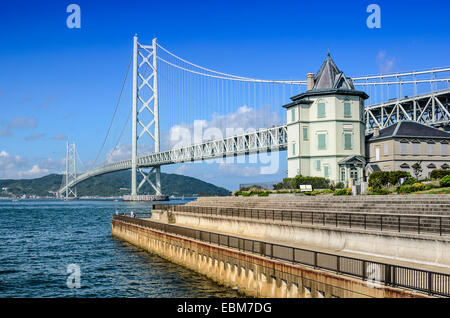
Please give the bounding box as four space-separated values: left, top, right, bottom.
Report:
58 35 450 198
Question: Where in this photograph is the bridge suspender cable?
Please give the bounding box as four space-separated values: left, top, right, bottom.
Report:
93 51 133 167
157 42 450 85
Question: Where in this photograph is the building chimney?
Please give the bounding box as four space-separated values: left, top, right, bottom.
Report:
306 72 314 91
373 125 380 137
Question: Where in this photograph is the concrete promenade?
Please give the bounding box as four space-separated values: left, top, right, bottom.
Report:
112 216 426 298
113 194 450 297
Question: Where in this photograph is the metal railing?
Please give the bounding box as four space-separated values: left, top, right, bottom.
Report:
153 204 450 237
113 215 450 297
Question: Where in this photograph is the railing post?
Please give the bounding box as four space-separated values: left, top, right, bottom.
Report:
385 265 391 286
398 215 401 232
364 214 367 230
392 266 396 287
323 212 325 226
428 272 433 295
336 213 338 227
440 217 442 236
362 261 366 280
314 252 317 269
349 213 352 228
381 215 383 231
336 256 340 274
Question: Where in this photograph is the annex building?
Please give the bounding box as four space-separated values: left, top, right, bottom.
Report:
283 55 450 185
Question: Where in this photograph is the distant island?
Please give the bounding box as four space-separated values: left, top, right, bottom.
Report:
0 171 231 198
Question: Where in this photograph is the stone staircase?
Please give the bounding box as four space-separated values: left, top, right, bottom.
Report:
186 195 450 216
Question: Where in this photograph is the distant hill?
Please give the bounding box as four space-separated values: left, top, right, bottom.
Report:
0 171 230 197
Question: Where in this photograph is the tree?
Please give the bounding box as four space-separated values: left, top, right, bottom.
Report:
412 161 423 180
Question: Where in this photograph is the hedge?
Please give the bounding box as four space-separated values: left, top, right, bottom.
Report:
440 175 450 187
368 171 390 188
274 175 330 190
430 169 450 180
369 171 412 189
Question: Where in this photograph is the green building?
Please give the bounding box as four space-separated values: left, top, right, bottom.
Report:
283 54 369 185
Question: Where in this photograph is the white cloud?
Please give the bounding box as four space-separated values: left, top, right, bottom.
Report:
165 106 281 149
19 165 49 178
105 143 131 164
38 157 65 170
0 150 61 179
376 50 396 73
8 116 37 130
0 116 38 138
0 129 11 137
52 134 68 141
0 150 28 178
25 133 46 141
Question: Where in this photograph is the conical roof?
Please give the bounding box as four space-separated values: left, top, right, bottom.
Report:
313 53 354 90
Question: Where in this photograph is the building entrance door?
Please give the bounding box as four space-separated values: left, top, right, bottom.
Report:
350 168 359 185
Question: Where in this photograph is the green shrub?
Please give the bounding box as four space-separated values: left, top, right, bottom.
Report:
402 177 418 186
397 185 415 194
257 191 269 197
293 175 330 189
412 183 426 191
234 191 241 196
389 171 410 185
275 175 330 190
320 189 334 194
440 175 450 187
241 192 252 197
430 169 450 180
369 171 390 189
273 183 282 190
334 188 352 196
335 182 345 189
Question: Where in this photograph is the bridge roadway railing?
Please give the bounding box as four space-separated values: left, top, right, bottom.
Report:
59 125 287 194
136 124 288 167
113 215 450 297
364 88 450 132
153 204 450 237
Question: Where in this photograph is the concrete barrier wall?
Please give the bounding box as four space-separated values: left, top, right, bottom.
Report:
112 219 424 298
152 210 450 266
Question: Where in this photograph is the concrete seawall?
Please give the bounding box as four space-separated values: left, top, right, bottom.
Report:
112 218 424 298
151 210 450 266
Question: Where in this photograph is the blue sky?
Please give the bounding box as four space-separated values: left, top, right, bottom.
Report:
0 0 449 190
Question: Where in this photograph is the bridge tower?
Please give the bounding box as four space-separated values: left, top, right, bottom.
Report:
64 141 77 198
131 35 162 196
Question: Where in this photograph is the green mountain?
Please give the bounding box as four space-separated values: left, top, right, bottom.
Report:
0 171 230 197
